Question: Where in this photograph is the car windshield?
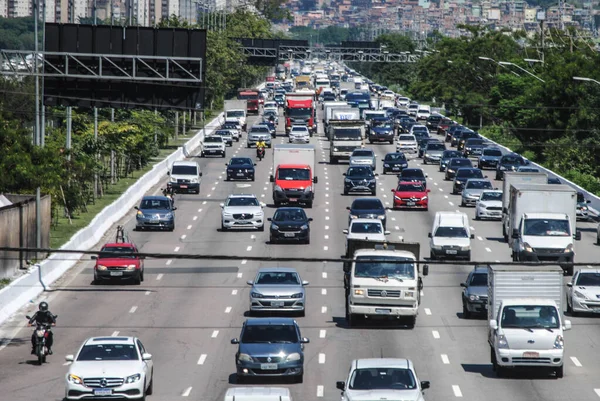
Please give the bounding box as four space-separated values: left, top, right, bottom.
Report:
140 199 171 210
354 256 415 280
352 199 384 210
171 165 197 175
470 273 488 286
385 154 406 161
215 131 231 136
347 167 374 177
291 127 308 133
255 271 300 285
450 159 472 167
278 168 310 180
402 170 424 178
480 192 502 201
427 143 445 151
205 137 223 143
443 151 462 159
352 150 373 157
397 183 425 192
229 158 252 166
227 110 244 117
77 344 139 361
333 128 362 140
523 219 570 236
287 108 312 118
412 127 428 132
251 127 269 133
222 124 238 129
351 222 383 234
501 305 560 329
502 156 525 165
264 110 277 116
373 121 393 128
241 324 299 343
399 135 415 141
435 226 468 238
466 139 483 146
457 169 483 179
227 197 259 207
576 273 600 286
466 180 493 189
99 246 135 259
349 367 417 390
273 209 307 222
484 149 502 156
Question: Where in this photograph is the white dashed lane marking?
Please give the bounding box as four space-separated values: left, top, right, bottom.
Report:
571 356 582 367
198 354 207 365
317 385 324 397
324 246 329 251
156 274 163 281
181 234 187 240
485 247 492 252
318 353 326 364
111 331 120 337
241 259 247 265
321 306 327 313
231 290 238 295
166 259 172 266
187 225 192 230
225 307 232 314
424 308 432 315
246 246 252 251
182 387 192 397
452 385 463 397
174 246 180 252
237 273 243 278
449 201 454 206
322 272 327 279
432 330 440 339
319 329 326 338
322 288 327 295
193 216 198 221
129 306 138 314
477 236 483 241
211 330 219 338
441 354 450 364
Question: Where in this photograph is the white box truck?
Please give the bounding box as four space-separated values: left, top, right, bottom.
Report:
488 265 571 378
325 107 360 138
224 99 248 131
501 172 548 240
329 120 364 163
507 184 580 273
269 144 317 207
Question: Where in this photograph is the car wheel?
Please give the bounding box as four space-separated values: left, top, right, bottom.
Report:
463 301 471 319
221 221 227 231
135 226 141 231
475 213 480 220
146 373 154 395
460 201 465 207
305 201 313 209
295 374 304 384
250 175 255 182
133 273 141 285
423 159 427 165
222 152 226 158
343 188 348 195
495 173 501 180
258 224 264 232
555 365 564 378
371 189 376 196
140 269 144 282
168 225 174 232
566 297 573 315
247 143 251 148
93 271 99 285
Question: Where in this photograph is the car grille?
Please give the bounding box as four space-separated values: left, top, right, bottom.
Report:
177 179 191 183
233 213 253 220
534 248 559 254
368 289 401 298
400 198 420 202
107 266 128 270
255 356 284 363
83 377 125 388
335 146 359 152
512 357 551 365
487 206 502 211
442 245 460 250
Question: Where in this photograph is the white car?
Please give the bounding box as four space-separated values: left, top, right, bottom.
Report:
220 194 266 231
567 269 600 315
201 135 226 157
289 125 310 143
264 101 278 110
475 190 503 220
409 124 428 136
64 336 153 400
396 134 418 154
408 103 419 116
336 359 430 401
343 219 390 242
396 97 410 108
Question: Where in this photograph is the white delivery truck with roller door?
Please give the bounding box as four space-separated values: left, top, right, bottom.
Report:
501 172 548 240
488 265 571 378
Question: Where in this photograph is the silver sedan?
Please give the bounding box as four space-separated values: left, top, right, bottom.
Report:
247 267 308 316
461 179 494 207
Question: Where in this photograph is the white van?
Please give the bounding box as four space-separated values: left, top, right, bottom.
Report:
168 160 202 194
416 105 431 121
428 211 474 260
224 387 292 401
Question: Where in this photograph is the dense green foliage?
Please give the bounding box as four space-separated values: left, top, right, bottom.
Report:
0 16 36 50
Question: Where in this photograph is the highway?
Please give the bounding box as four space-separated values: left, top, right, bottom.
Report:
1 81 600 401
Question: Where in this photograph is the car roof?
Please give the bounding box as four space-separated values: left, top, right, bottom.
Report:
351 218 383 224
141 195 170 201
398 181 425 186
102 242 135 248
84 336 136 346
402 168 424 173
228 193 258 198
351 197 384 205
275 206 306 212
257 267 298 273
354 358 412 370
172 160 197 167
245 318 297 326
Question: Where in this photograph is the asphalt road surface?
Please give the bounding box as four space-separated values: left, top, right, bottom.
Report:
1 82 599 401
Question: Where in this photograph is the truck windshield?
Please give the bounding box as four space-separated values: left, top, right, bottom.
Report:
523 219 570 236
287 108 312 118
278 168 310 181
333 129 362 140
238 94 258 100
434 227 468 238
226 110 244 117
501 305 559 329
354 256 415 280
349 367 417 390
171 165 197 175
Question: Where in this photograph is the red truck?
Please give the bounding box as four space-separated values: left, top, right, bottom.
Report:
270 144 317 208
237 88 260 115
284 91 317 136
91 226 145 285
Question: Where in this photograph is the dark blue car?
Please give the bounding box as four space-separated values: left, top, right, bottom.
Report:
226 157 256 181
135 195 176 231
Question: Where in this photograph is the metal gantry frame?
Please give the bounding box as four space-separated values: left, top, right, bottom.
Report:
239 45 420 63
0 50 204 83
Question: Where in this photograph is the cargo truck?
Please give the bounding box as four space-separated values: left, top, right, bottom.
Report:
237 88 260 115
501 172 548 240
325 108 360 138
225 100 248 131
487 265 571 378
344 240 429 328
506 184 580 273
269 144 318 208
284 92 317 135
329 120 363 163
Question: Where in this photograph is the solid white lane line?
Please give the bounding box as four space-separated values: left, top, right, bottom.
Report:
424 308 432 315
571 356 582 367
594 389 600 398
241 259 247 264
193 216 198 221
166 259 172 265
174 246 180 252
325 225 329 230
156 274 163 280
444 195 448 199
237 273 243 278
432 330 440 339
321 306 327 313
232 290 238 295
187 225 192 230
211 330 219 338
324 246 329 251
111 331 120 337
449 201 454 206
322 272 327 278
181 235 187 240
246 246 252 251
322 288 327 295
325 216 330 220
129 306 138 314
198 354 207 365
319 329 326 338
182 387 192 397
485 247 492 252
477 236 483 241
317 385 324 397
441 354 450 364
452 385 463 397
225 307 232 314
318 353 326 364
324 235 329 239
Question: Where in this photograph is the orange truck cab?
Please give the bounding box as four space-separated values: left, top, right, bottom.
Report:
237 88 259 115
284 92 317 135
269 144 318 208
91 242 145 285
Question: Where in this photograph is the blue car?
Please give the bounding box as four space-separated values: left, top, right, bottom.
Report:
135 195 176 231
231 318 309 383
226 157 256 181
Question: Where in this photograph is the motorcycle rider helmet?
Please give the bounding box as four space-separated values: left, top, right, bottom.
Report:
39 301 49 312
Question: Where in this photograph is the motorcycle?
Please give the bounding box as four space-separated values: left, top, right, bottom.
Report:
257 147 265 161
26 315 56 365
162 185 175 206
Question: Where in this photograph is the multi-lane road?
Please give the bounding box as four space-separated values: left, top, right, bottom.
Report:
1 82 600 401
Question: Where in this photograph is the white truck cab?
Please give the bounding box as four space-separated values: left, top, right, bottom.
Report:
224 387 292 401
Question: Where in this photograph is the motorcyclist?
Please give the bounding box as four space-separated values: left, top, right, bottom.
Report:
256 140 266 150
29 301 56 355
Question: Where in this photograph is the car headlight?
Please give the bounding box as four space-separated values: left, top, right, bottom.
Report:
553 335 564 349
126 264 137 271
564 243 574 253
238 353 253 362
521 242 533 253
497 334 509 349
425 153 430 157
333 147 338 151
574 290 588 300
383 163 389 167
582 205 589 211
404 291 415 298
421 196 428 200
304 186 312 192
460 246 470 251
165 212 173 218
191 178 199 183
469 294 480 301
286 352 301 361
68 374 83 385
227 169 233 173
345 178 351 183
455 181 462 185
250 292 264 298
401 163 407 167
350 214 358 219
97 265 107 271
271 224 279 230
136 210 144 217
125 373 141 384
377 215 385 220
447 169 455 173
274 185 283 192
354 289 364 296
290 292 303 298
300 224 309 230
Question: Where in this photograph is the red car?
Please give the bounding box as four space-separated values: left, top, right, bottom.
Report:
92 242 145 285
391 181 431 210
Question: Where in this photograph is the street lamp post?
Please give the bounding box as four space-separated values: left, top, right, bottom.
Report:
478 56 520 77
573 76 600 86
498 61 545 83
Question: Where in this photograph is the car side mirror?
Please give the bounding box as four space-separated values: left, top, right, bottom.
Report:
220 203 225 208
336 381 345 390
134 206 139 210
308 218 313 222
342 173 346 176
260 202 266 208
343 229 349 234
301 337 310 344
460 282 467 287
346 206 351 210
489 320 498 330
512 229 519 239
231 338 239 344
427 189 431 193
566 282 573 287
267 218 272 221
270 175 275 182
425 173 428 177
563 320 572 330
428 232 432 238
484 175 488 178
254 163 257 166
422 264 429 276
503 207 508 214
302 280 309 286
384 231 391 235
246 280 253 285
574 230 581 241
381 159 385 162
65 354 74 362
25 315 31 319
142 353 152 361
167 171 170 175
470 234 474 239
225 163 228 166
420 381 430 390
199 172 203 177
587 200 591 203
172 207 177 211
313 177 318 183
91 255 98 260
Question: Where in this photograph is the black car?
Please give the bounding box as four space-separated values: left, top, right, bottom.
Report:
382 152 409 174
439 150 463 172
445 158 473 180
343 166 378 195
398 168 428 189
416 134 433 158
445 124 462 142
450 130 464 147
399 117 417 133
321 92 337 103
457 131 480 151
274 94 286 107
226 157 256 181
367 117 395 144
463 138 486 158
478 147 503 169
425 114 443 132
347 198 387 229
495 153 527 180
452 168 485 194
268 207 312 244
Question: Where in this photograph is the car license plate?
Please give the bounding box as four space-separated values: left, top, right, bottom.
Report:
523 352 539 358
261 363 278 370
271 301 285 307
110 271 124 277
149 219 159 224
93 389 113 396
446 250 458 255
180 185 187 188
288 198 298 202
392 167 400 170
375 309 391 315
284 233 295 237
237 173 244 176
237 221 249 225
406 202 415 206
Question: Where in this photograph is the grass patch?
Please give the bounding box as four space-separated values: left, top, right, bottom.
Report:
0 278 11 289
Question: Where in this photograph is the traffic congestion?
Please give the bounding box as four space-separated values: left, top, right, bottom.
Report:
2 60 600 401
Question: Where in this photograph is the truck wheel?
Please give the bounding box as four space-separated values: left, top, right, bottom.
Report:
555 365 564 378
406 316 416 328
491 348 498 372
565 265 574 276
429 251 436 260
305 201 313 209
462 301 471 319
330 157 337 164
274 200 281 207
